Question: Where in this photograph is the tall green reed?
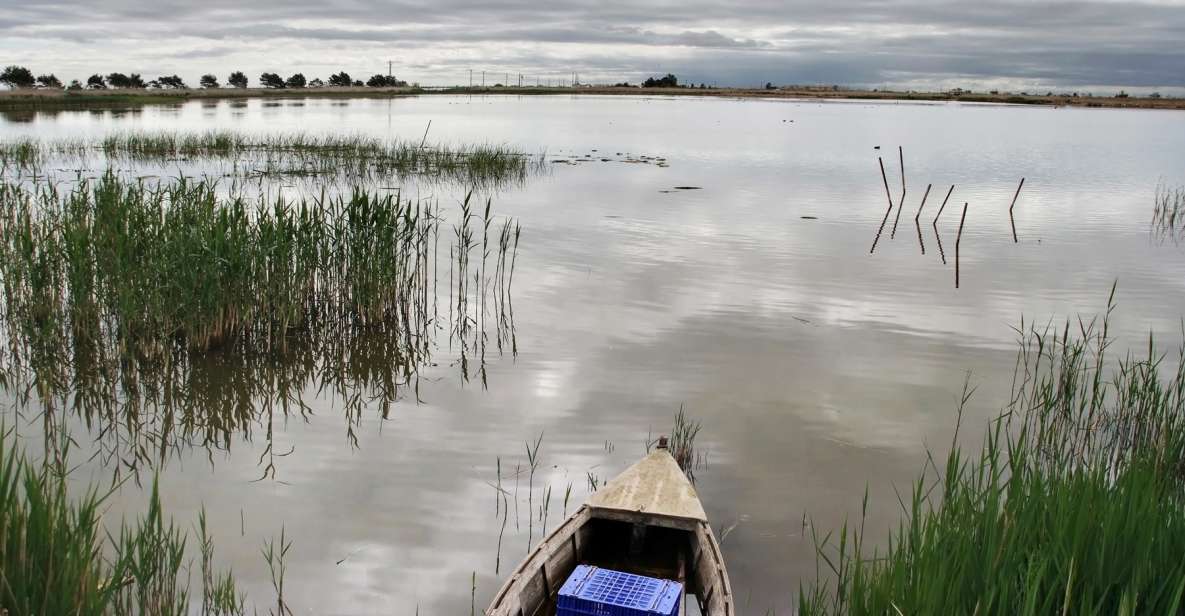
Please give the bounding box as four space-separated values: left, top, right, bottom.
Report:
800 291 1185 615
0 428 252 615
0 173 520 479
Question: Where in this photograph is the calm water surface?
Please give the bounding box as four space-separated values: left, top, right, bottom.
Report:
3 95 1185 614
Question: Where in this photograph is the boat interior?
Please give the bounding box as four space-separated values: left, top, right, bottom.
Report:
487 507 729 616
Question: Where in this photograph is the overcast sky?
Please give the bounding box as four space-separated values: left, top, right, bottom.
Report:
2 0 1183 92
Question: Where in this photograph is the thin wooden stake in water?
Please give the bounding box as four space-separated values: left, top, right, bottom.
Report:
420 120 432 150
956 202 968 288
899 146 906 202
1009 177 1025 243
890 146 906 238
880 156 894 211
933 184 955 225
914 183 932 222
870 156 894 254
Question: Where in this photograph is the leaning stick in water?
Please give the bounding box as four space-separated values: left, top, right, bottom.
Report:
933 184 955 225
1008 177 1025 243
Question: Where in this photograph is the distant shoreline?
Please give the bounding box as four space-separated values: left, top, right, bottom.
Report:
1 85 1182 111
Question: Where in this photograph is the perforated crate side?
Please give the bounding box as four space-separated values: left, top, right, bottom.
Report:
557 565 682 616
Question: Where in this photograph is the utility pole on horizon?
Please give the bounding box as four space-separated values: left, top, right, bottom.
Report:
482 71 485 87
388 61 392 78
469 69 472 87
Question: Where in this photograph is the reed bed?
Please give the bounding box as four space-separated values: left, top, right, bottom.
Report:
0 132 543 187
799 293 1185 615
0 428 251 615
0 172 520 477
0 173 442 359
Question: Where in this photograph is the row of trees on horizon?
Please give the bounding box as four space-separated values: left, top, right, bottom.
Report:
0 65 409 91
2 65 692 92
6 65 1167 98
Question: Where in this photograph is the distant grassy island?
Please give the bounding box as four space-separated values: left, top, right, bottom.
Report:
2 83 1183 111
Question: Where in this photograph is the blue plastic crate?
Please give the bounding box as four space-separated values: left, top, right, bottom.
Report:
557 565 682 616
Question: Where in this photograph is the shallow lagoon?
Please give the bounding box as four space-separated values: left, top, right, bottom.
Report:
3 94 1185 613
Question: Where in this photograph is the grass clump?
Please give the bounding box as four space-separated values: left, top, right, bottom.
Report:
0 429 249 615
0 137 41 171
1153 183 1185 243
800 291 1185 615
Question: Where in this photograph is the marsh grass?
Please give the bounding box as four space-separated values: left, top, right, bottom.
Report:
669 406 703 478
0 132 543 188
0 428 250 615
0 172 520 478
799 291 1185 615
0 137 41 172
0 173 443 360
644 407 704 479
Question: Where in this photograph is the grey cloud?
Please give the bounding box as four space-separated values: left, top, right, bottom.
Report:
187 23 769 49
1 0 1183 91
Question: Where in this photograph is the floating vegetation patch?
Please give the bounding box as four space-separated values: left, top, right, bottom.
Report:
547 150 668 167
0 174 520 479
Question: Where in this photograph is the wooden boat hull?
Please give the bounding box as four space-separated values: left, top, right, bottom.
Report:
487 450 733 616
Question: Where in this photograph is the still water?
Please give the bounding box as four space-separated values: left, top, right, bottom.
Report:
3 95 1185 613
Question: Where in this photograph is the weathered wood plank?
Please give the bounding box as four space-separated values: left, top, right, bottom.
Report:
588 451 707 526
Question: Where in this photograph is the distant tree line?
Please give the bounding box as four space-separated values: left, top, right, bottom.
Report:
0 65 411 91
256 71 406 89
3 65 1171 100
642 74 679 88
